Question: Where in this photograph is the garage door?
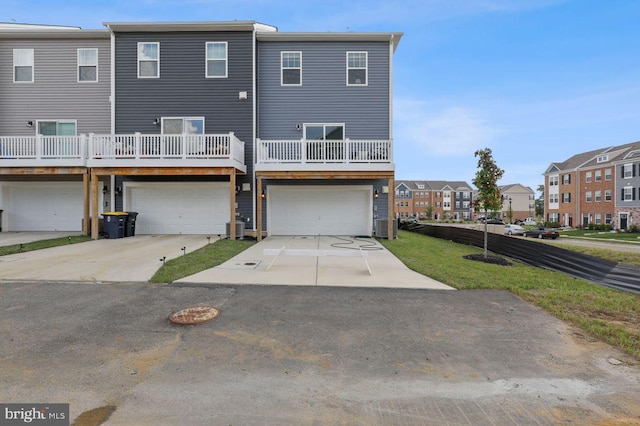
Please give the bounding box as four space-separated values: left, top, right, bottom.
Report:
268 185 372 236
2 182 84 231
125 182 230 235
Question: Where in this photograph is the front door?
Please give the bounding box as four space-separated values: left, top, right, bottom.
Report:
620 213 628 230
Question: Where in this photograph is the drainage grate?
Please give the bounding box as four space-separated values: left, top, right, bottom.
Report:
169 306 220 325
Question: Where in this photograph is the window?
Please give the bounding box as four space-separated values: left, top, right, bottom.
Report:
562 193 571 203
562 174 571 184
13 48 34 82
463 201 470 209
281 51 301 85
595 170 602 182
436 192 441 198
549 194 559 203
463 192 470 199
585 191 592 202
455 201 460 208
548 213 559 223
443 201 451 208
605 190 612 201
138 42 159 78
346 51 367 86
304 123 345 160
161 117 204 134
77 48 98 82
585 172 592 183
623 163 634 179
206 42 227 78
595 190 601 202
549 175 558 186
623 187 634 201
436 202 441 207
595 213 602 224
37 120 76 136
444 192 451 199
597 154 609 163
605 213 612 224
605 168 612 181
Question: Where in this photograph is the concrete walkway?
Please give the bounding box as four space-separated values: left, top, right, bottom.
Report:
178 235 454 290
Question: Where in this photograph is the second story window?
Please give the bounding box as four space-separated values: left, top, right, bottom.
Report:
13 48 34 83
623 163 636 179
585 172 592 183
281 51 301 86
347 51 367 86
138 42 159 78
78 48 98 82
562 174 571 184
162 117 204 134
37 120 77 136
206 42 228 78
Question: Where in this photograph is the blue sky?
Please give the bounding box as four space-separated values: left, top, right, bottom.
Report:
3 0 640 193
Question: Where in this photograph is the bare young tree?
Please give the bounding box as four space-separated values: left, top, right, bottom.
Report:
472 148 505 258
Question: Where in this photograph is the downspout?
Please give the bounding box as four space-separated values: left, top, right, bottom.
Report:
109 28 116 211
252 26 257 236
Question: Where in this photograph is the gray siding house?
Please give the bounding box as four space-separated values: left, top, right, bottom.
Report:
255 32 402 238
88 21 276 238
615 148 640 230
0 27 110 232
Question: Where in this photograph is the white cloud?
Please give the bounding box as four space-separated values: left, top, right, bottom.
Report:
395 100 498 157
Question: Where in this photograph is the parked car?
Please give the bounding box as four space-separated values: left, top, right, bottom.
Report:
485 218 504 224
504 224 524 235
523 227 559 239
515 217 537 226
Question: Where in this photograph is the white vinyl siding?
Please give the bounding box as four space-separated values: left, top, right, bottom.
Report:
206 41 227 78
137 42 159 78
13 48 34 82
77 48 98 82
281 51 301 86
346 51 367 86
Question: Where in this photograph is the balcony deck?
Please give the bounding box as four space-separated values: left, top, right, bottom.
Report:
255 138 394 172
0 133 246 173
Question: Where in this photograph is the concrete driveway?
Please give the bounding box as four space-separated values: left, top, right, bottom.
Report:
179 235 453 290
0 234 212 282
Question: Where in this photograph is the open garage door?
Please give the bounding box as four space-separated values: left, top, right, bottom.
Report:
125 182 230 235
1 182 84 231
267 185 372 236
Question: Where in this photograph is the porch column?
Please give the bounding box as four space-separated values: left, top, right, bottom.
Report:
91 170 99 240
387 176 395 239
229 172 236 240
82 172 90 236
256 177 263 241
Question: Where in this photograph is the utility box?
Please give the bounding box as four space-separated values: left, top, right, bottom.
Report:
226 221 245 239
375 218 398 239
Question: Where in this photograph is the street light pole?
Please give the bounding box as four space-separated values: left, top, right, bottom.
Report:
508 198 512 223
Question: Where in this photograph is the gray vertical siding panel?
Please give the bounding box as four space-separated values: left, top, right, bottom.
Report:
0 36 111 135
257 41 390 139
114 31 255 222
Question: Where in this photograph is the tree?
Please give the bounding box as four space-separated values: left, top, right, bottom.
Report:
535 184 545 218
425 205 434 220
471 148 505 258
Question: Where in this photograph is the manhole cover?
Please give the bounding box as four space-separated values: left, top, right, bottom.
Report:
169 306 220 325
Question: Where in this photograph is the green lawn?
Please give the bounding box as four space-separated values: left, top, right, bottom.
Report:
380 230 640 360
0 235 92 256
150 238 255 283
560 229 640 241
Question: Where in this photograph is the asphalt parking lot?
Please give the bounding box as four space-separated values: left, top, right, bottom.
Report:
1 281 638 425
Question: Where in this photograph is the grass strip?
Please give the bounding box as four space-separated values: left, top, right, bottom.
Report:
0 235 92 256
150 238 255 284
381 230 640 360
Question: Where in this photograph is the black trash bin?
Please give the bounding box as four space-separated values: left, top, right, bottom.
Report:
125 212 138 237
102 212 127 239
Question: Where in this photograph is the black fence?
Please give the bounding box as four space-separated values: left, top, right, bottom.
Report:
400 223 640 295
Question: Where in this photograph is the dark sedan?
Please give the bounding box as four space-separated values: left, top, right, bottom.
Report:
523 227 559 239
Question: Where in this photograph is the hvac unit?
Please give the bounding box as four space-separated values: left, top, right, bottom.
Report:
375 218 398 238
226 220 245 239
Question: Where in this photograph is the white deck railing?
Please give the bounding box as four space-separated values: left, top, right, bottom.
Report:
0 135 86 166
256 138 393 169
0 133 245 171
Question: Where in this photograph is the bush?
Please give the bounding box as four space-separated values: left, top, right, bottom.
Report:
543 221 561 228
587 223 613 231
630 224 639 233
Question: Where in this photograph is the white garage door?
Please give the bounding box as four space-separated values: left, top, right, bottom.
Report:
2 182 84 231
125 182 230 235
268 185 372 236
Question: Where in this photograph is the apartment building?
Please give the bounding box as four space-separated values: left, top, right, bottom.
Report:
498 184 535 222
394 180 474 220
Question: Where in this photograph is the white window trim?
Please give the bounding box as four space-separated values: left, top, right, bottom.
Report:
623 187 633 201
160 116 205 134
346 51 368 86
623 163 633 179
137 42 160 79
205 41 228 79
13 48 34 83
281 51 302 86
35 119 78 136
77 48 98 83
